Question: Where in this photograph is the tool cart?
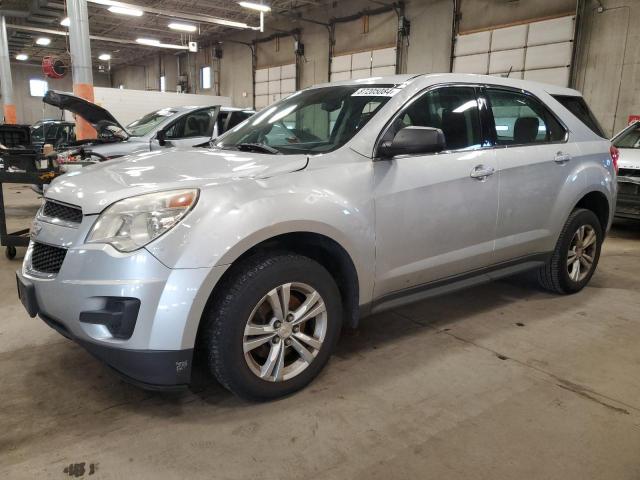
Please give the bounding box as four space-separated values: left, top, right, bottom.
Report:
0 124 61 259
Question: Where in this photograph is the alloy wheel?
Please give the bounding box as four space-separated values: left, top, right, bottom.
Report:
243 282 327 382
567 224 597 282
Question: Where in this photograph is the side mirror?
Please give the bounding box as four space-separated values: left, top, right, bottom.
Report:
378 126 446 158
156 129 167 147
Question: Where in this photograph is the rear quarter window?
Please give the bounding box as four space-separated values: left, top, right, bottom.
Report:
552 95 606 138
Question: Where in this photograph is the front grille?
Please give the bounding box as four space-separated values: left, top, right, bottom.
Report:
31 242 67 274
618 182 639 196
42 200 83 224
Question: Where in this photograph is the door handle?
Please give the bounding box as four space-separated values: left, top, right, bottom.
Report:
470 165 495 181
554 152 572 164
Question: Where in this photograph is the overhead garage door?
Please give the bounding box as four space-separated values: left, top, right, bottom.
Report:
452 15 575 87
330 46 396 82
254 63 296 109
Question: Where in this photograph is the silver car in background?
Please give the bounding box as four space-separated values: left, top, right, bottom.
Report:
18 74 616 400
43 90 255 159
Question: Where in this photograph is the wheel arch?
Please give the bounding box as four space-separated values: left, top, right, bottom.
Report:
194 230 362 357
573 190 610 233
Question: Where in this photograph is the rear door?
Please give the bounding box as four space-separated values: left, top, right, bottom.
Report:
485 87 580 262
373 85 499 298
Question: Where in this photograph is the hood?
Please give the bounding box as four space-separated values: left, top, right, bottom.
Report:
43 90 129 138
45 148 309 214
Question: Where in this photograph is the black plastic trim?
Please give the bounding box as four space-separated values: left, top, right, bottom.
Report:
38 312 193 390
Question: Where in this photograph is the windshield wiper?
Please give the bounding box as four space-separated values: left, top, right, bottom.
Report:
235 143 281 154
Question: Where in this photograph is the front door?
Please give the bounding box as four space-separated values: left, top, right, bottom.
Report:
373 85 499 298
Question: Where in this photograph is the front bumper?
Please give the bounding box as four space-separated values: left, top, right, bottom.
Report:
18 237 221 389
39 307 193 390
615 179 640 220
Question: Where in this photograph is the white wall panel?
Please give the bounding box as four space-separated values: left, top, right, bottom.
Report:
281 63 296 79
268 66 281 81
254 82 268 95
330 47 396 82
351 68 371 79
527 16 574 46
281 78 296 94
254 63 296 107
255 69 268 82
454 30 491 56
453 15 575 87
330 54 351 73
489 48 525 73
524 67 570 86
525 42 572 70
372 47 396 67
372 65 396 76
352 51 372 70
491 25 527 51
453 53 489 74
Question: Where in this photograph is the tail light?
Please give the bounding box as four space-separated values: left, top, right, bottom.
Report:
610 145 619 174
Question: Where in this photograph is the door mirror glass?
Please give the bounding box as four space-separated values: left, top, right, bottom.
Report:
379 126 446 158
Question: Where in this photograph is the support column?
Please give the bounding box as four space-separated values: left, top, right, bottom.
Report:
0 17 16 124
67 0 95 139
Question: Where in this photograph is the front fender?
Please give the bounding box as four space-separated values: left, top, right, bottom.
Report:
146 164 376 304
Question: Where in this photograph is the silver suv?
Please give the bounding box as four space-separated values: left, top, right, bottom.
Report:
17 74 617 400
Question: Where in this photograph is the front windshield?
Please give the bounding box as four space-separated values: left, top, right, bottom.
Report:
126 108 178 137
215 85 398 155
614 123 640 149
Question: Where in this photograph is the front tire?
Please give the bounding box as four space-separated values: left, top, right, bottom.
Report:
537 208 603 294
204 253 342 401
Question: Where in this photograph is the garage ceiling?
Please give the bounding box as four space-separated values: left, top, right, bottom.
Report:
1 0 330 66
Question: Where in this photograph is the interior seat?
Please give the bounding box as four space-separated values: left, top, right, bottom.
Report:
513 116 539 144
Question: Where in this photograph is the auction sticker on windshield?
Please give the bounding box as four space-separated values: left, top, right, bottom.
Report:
352 87 402 97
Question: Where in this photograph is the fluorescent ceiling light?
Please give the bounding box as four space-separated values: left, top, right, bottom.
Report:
15 53 28 61
35 37 51 46
98 53 112 61
136 38 187 49
60 17 70 27
168 22 197 32
136 38 161 46
108 5 143 16
212 18 250 28
239 1 271 12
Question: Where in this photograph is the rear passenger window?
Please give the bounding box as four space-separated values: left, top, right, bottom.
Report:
487 89 566 146
392 86 482 151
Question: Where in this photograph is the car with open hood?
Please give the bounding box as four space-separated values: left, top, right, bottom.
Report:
18 74 616 401
611 121 640 220
42 90 254 160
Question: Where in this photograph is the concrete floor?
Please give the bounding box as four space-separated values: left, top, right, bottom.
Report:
1 185 640 479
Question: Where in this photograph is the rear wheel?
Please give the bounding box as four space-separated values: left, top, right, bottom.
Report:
537 208 603 294
204 253 342 401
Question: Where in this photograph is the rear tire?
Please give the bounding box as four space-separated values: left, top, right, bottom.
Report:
537 208 603 294
203 253 342 401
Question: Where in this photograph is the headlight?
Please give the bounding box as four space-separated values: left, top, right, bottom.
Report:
87 189 199 252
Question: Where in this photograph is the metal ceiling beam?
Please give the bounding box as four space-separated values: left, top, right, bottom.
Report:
6 23 186 49
86 0 260 30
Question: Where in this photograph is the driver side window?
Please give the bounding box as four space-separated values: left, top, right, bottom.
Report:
166 109 216 139
391 86 483 151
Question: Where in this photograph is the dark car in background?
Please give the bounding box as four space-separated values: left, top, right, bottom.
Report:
30 119 76 152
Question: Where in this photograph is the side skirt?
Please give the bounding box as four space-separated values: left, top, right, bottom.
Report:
365 253 551 316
